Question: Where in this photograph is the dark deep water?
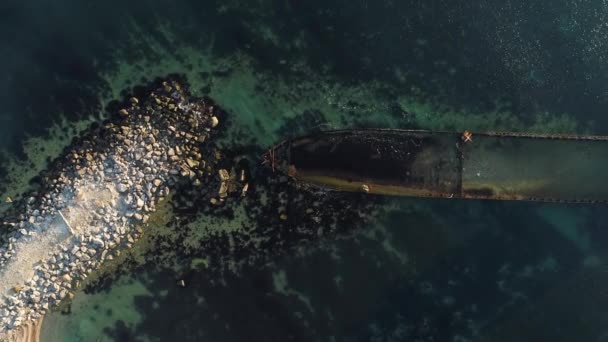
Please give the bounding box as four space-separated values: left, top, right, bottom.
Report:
1 0 608 341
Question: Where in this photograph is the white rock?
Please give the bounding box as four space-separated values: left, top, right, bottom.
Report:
210 116 219 127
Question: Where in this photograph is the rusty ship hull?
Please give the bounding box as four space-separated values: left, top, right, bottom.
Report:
267 129 608 203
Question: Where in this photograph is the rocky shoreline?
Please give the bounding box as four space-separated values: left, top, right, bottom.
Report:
0 76 237 337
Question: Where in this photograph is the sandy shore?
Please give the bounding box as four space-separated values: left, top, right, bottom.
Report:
0 316 42 342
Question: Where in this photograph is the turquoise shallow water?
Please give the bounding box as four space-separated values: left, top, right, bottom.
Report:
0 1 608 341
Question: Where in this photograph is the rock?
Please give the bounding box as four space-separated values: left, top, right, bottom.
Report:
12 317 22 328
91 238 105 248
218 182 228 197
186 158 199 168
153 179 162 187
129 97 139 104
5 197 12 203
168 148 175 156
136 197 144 209
118 109 129 116
210 116 219 128
218 169 230 181
117 184 128 193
